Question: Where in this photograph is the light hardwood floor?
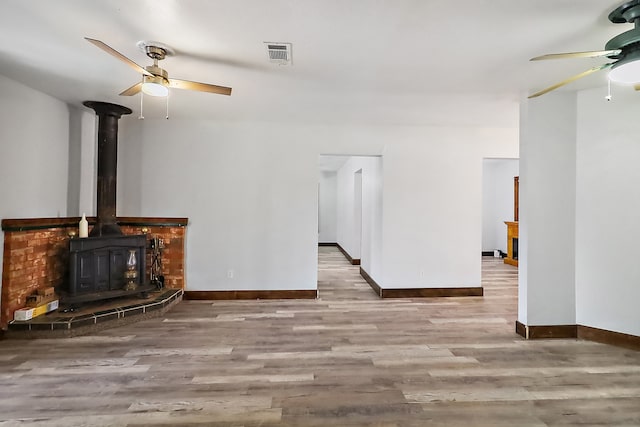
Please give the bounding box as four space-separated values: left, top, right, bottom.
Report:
0 246 639 426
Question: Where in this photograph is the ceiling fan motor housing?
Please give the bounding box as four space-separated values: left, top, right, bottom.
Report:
609 0 640 24
145 45 167 60
605 27 640 51
144 65 169 85
606 2 640 59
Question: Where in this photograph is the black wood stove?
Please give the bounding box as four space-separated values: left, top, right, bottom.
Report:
63 102 153 305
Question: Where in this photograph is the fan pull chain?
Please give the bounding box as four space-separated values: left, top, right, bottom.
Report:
606 79 612 102
139 91 145 120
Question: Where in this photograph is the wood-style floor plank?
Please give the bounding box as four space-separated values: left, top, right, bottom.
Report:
0 246 639 426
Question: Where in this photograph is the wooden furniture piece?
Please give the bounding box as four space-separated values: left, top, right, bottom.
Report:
504 176 519 266
504 221 519 266
514 176 519 221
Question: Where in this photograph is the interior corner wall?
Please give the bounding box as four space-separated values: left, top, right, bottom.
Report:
318 171 337 243
67 106 96 217
575 87 640 336
0 73 71 306
118 117 143 215
482 159 519 253
518 92 576 326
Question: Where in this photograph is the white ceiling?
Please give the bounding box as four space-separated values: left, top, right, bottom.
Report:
0 0 630 125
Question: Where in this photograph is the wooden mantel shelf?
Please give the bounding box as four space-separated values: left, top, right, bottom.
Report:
504 221 518 267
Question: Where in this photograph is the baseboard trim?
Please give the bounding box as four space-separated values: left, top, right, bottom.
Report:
184 290 317 300
360 267 382 297
318 242 337 247
359 268 482 298
515 321 640 351
515 322 577 339
381 287 484 298
336 243 361 265
578 325 640 351
515 320 527 338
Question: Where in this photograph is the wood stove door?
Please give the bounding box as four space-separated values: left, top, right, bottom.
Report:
94 250 110 292
110 249 127 290
76 252 94 294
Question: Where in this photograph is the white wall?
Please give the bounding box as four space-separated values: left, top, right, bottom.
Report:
318 171 337 243
335 156 382 277
518 92 576 326
575 87 640 336
117 119 518 292
482 158 519 253
336 158 364 259
118 121 356 292
0 74 71 303
0 75 71 219
380 129 518 288
361 157 383 279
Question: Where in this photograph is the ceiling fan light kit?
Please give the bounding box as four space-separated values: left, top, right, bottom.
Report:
529 0 640 98
141 75 169 97
608 50 640 83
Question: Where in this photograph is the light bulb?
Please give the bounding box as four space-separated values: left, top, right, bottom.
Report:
141 82 169 97
609 58 640 84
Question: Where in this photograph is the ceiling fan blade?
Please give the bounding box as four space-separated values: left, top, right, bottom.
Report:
528 63 612 99
530 50 621 61
168 78 232 96
85 37 153 77
119 82 142 96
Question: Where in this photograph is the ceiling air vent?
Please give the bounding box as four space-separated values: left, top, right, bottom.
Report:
265 42 292 65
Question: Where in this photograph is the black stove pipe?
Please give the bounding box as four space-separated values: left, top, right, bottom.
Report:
82 101 132 237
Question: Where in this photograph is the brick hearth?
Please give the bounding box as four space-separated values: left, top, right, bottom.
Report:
1 216 187 329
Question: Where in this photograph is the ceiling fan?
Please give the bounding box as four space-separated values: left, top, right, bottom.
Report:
85 37 232 98
529 0 640 98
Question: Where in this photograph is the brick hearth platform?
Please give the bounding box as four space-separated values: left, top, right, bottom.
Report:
5 288 182 338
1 216 188 330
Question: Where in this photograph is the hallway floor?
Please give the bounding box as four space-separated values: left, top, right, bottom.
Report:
1 246 639 426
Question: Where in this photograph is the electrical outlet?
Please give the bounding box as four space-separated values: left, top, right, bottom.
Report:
227 270 234 279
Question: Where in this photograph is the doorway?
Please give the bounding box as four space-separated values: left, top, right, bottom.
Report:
317 155 382 297
481 158 519 260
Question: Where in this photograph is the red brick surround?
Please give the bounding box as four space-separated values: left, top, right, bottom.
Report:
1 216 188 329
